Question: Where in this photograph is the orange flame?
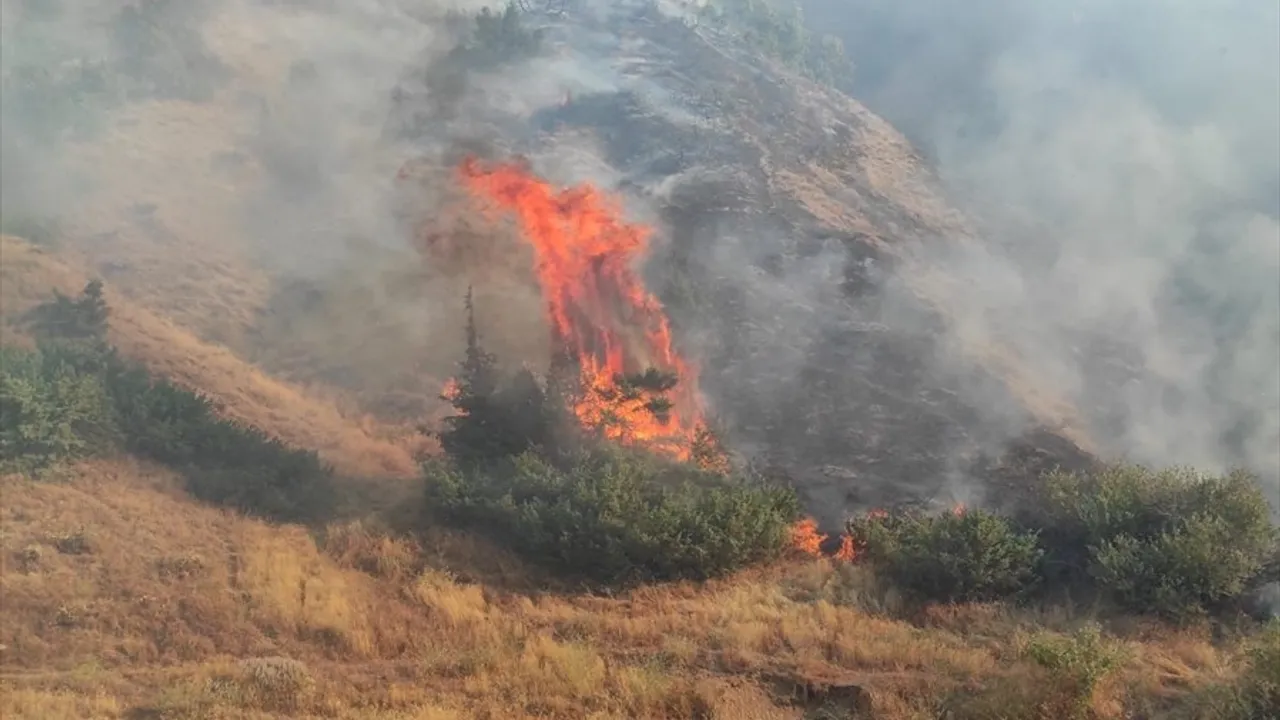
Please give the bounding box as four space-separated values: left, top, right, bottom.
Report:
789 516 858 562
458 157 703 458
790 517 827 557
440 377 462 404
833 534 857 562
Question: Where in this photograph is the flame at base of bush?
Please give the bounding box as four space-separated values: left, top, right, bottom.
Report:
790 517 857 563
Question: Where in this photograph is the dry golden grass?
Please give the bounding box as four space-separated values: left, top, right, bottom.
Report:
0 459 1257 720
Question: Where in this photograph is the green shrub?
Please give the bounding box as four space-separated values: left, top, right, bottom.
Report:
1025 464 1278 619
108 366 334 522
1022 623 1128 719
425 447 799 586
0 345 116 474
4 281 334 521
436 289 547 466
846 508 1043 603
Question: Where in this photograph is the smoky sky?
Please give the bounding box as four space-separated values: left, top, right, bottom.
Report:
799 0 1280 491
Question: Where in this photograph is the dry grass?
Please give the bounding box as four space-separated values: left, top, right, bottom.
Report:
0 459 1257 720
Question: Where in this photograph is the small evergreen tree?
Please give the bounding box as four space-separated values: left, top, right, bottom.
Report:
438 288 503 464
437 288 558 464
26 279 110 348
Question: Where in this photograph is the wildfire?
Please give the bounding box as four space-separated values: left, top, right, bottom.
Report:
457 157 703 459
789 517 858 563
790 517 826 557
440 377 462 404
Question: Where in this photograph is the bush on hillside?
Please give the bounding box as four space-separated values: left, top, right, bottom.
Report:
1023 623 1129 719
1023 464 1279 619
4 281 334 522
425 447 800 586
25 278 110 347
846 508 1043 603
107 362 335 522
0 345 116 474
0 213 62 248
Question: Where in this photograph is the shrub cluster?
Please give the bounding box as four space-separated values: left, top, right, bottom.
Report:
427 289 800 586
1022 624 1129 719
1026 464 1278 619
426 448 799 586
0 345 116 474
848 508 1042 603
847 465 1279 619
0 281 333 522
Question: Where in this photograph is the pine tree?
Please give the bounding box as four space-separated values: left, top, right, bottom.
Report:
542 340 584 461
27 279 110 345
497 366 550 453
438 287 507 464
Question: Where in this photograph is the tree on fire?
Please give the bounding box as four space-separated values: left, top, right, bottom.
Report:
438 288 708 467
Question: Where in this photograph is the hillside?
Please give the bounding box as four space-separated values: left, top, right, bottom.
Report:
0 459 1266 719
1 0 1277 719
0 237 425 479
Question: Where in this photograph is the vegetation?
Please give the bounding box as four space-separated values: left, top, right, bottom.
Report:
0 213 62 249
428 290 799 586
109 0 227 102
1022 624 1129 719
436 289 556 466
1 281 334 522
698 0 854 86
1025 464 1279 619
848 464 1279 620
2 280 1276 720
0 345 116 474
847 507 1043 603
426 448 799 585
450 2 545 69
0 60 114 145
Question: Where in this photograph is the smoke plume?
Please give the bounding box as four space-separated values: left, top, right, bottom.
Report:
800 0 1280 497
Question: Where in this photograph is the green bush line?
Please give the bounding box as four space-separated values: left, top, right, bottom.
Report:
425 288 800 586
424 449 799 587
0 281 333 522
847 466 1279 619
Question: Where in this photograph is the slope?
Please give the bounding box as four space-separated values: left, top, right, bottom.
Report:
0 458 1251 719
0 236 423 479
